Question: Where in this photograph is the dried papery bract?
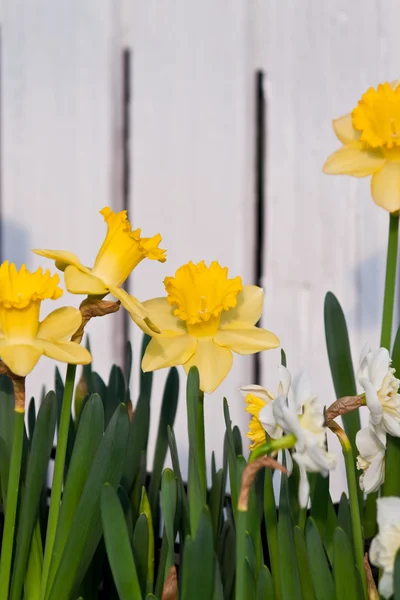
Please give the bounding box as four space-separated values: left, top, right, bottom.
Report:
364 553 379 600
0 361 25 413
72 297 121 343
325 394 366 425
161 565 178 600
238 455 287 512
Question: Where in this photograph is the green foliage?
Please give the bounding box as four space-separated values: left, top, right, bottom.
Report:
0 335 395 600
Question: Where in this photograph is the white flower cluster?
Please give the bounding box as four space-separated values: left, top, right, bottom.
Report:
241 366 336 509
356 345 400 494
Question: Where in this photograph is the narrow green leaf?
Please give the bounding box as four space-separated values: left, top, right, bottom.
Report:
256 565 274 600
104 365 126 426
140 488 154 595
140 334 153 400
55 368 75 478
149 367 179 518
232 426 243 457
210 468 224 549
11 392 57 600
337 493 353 556
161 469 177 576
217 520 235 600
47 394 104 591
213 561 224 600
223 399 238 516
333 527 359 600
0 436 10 506
101 484 142 600
181 508 215 600
294 526 315 600
278 467 302 600
306 518 335 600
394 548 400 600
48 404 129 600
24 521 42 600
133 513 149 598
125 340 133 389
27 398 36 444
0 375 15 454
324 293 360 455
122 392 150 494
167 426 190 537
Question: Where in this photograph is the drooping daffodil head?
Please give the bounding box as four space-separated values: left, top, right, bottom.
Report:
356 425 386 495
134 260 280 393
272 371 336 508
370 497 400 598
323 81 400 213
358 345 400 437
0 262 91 381
33 207 166 330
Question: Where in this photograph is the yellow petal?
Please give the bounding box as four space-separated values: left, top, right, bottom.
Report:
38 306 82 342
64 265 109 295
183 339 233 393
142 334 196 371
0 342 42 377
371 162 400 213
219 285 264 329
39 340 92 365
215 326 280 355
33 249 83 272
332 114 361 144
142 298 186 333
323 144 385 177
110 286 160 334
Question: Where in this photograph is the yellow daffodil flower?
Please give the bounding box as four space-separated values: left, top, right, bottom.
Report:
0 262 91 377
133 260 279 393
33 207 166 328
323 81 400 213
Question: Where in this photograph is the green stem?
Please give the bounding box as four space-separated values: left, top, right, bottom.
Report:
40 363 76 600
197 391 206 500
264 469 281 600
333 426 367 599
0 411 25 599
249 434 296 463
364 492 377 539
235 508 247 600
380 213 399 350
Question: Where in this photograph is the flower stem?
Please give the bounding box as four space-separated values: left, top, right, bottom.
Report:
40 363 77 599
196 391 206 499
330 422 367 599
380 213 399 350
263 468 281 599
249 434 296 463
0 409 25 598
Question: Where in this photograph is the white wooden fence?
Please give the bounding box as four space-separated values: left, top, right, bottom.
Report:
2 0 400 501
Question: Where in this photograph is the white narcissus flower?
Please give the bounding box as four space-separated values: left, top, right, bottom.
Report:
240 366 293 471
358 345 400 437
356 427 386 494
272 372 336 508
356 426 386 494
370 497 400 598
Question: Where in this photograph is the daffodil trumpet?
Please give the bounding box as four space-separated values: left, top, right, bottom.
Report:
34 207 166 333
133 260 279 393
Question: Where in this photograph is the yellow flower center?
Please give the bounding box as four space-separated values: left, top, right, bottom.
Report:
0 263 62 343
245 393 270 450
352 82 400 148
164 260 242 338
92 207 166 288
